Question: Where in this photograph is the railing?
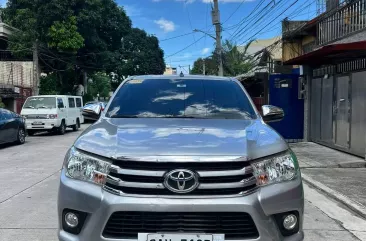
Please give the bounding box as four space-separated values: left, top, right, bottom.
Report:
318 0 366 45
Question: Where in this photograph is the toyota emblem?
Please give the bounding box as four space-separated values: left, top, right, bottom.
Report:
164 169 199 194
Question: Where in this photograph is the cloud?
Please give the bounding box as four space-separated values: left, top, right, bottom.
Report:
154 18 176 32
201 47 210 55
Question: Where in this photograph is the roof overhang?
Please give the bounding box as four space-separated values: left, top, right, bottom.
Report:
284 41 366 65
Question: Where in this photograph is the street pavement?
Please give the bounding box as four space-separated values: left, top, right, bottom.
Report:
0 131 365 241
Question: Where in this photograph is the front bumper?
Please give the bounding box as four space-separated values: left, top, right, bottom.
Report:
58 169 304 241
25 119 61 130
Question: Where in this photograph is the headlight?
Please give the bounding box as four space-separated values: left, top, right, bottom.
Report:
251 151 299 186
47 114 58 119
64 147 111 186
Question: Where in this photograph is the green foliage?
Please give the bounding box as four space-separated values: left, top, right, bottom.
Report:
48 16 84 52
3 0 166 94
115 28 165 83
222 40 254 77
191 40 254 77
88 72 111 99
39 74 60 95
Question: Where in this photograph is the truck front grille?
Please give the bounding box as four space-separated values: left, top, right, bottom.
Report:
103 158 257 196
103 212 259 240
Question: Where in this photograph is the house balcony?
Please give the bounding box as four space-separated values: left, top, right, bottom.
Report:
317 0 366 45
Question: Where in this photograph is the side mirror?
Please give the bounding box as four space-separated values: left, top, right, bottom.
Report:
58 104 63 108
261 105 284 122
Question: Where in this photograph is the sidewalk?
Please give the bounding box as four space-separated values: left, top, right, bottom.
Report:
290 142 366 218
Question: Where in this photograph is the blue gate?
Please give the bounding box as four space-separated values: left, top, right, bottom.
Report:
268 73 304 141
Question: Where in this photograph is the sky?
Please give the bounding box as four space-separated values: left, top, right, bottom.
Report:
0 0 318 73
118 0 318 73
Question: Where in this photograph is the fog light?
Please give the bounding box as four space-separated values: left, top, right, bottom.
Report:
65 212 79 228
283 214 297 230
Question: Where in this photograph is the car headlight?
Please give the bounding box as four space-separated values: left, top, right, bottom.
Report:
64 147 111 186
251 151 299 186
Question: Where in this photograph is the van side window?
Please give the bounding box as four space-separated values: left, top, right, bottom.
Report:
68 98 75 108
57 98 65 108
76 98 82 108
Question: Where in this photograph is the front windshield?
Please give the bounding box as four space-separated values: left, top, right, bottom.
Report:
106 79 256 119
23 97 57 109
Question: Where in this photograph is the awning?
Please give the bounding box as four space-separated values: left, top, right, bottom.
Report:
284 41 366 65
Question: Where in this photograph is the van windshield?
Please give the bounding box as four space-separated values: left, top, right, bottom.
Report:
106 78 256 119
24 97 57 109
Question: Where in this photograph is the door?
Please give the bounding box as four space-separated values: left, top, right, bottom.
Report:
67 97 76 126
335 76 350 148
57 97 67 126
0 110 18 143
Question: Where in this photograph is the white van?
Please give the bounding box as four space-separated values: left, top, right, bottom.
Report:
20 95 84 135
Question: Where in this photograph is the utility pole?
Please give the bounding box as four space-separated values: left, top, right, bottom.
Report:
189 65 191 74
33 39 40 95
212 0 223 76
203 59 206 75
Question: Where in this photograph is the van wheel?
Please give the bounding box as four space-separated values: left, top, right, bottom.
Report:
16 128 26 144
73 119 80 131
58 121 66 135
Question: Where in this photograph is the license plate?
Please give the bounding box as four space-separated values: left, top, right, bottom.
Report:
32 121 43 125
138 233 225 241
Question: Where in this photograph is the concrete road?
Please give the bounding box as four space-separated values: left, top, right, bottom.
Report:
0 130 365 241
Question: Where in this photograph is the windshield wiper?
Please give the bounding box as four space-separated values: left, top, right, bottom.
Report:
38 106 48 109
25 106 34 109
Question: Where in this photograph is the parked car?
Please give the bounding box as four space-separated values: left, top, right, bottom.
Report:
82 101 106 121
20 95 84 136
58 75 304 241
0 108 26 145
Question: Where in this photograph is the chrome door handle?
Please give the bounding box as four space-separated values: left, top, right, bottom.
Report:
339 98 345 102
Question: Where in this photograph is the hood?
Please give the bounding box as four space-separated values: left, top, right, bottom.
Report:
75 118 288 160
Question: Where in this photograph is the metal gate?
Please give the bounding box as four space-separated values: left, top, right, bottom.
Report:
310 69 366 157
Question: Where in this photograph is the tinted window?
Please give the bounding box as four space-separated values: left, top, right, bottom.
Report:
107 79 255 119
68 98 75 108
76 98 82 108
57 98 65 108
24 97 56 109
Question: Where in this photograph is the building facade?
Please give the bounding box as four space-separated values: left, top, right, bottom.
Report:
0 22 34 113
283 0 366 158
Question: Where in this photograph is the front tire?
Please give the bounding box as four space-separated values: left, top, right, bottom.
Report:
16 128 26 144
58 121 66 135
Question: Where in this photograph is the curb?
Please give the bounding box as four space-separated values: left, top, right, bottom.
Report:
301 173 366 219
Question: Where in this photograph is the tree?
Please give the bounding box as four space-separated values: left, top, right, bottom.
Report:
3 0 165 94
88 72 111 99
191 40 254 77
222 40 254 77
191 56 217 75
113 28 165 88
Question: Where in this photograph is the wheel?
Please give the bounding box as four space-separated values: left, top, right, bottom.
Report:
58 121 66 135
16 128 26 144
27 130 35 136
72 119 80 131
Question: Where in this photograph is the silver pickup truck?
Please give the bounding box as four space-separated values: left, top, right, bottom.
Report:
58 75 304 241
